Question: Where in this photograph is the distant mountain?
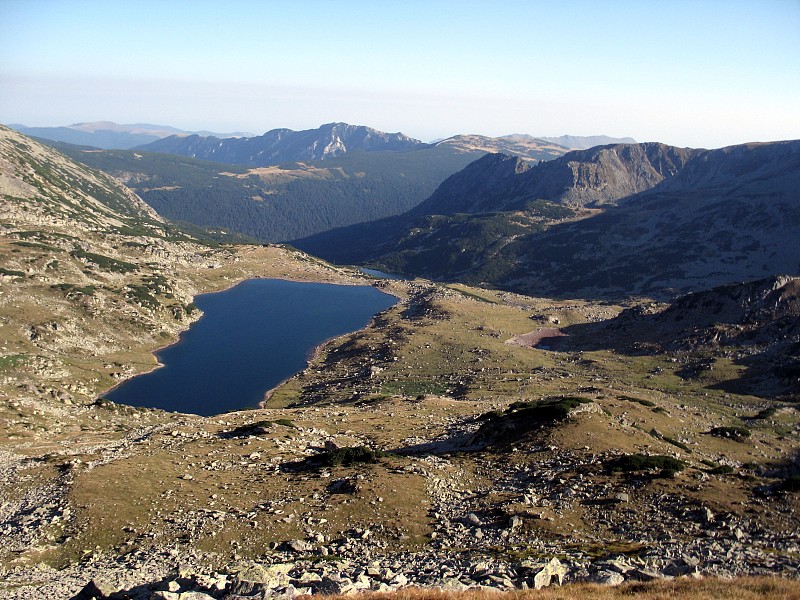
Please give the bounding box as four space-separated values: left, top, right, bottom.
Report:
292 140 800 299
504 134 637 150
434 134 568 161
135 122 427 167
8 121 253 150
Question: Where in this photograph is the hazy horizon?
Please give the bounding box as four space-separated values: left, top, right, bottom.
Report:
2 0 799 149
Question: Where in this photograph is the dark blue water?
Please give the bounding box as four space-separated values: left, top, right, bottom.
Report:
105 279 397 416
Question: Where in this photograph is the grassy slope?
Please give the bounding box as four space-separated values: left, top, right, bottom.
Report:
5 277 793 573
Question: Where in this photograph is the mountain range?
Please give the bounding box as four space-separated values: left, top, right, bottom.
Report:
9 121 253 150
293 140 800 299
41 129 572 242
135 122 426 166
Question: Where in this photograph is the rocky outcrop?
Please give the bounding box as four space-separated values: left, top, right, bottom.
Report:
413 142 699 216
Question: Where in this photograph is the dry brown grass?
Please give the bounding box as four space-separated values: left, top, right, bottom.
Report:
317 577 800 600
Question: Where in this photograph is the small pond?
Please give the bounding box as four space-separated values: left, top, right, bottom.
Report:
104 279 397 415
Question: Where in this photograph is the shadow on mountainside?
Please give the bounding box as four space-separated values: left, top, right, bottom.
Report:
539 277 800 401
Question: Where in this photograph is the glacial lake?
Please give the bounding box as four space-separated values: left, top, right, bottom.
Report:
104 279 397 416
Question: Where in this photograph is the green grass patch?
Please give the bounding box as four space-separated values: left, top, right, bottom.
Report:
381 380 449 397
0 354 27 371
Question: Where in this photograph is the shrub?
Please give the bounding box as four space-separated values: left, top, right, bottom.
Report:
471 396 593 446
70 248 137 273
709 465 735 475
606 454 686 474
225 419 295 437
619 395 656 407
781 475 800 492
663 436 692 453
751 407 778 420
709 426 751 441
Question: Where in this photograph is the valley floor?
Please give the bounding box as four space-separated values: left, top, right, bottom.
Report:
0 247 798 599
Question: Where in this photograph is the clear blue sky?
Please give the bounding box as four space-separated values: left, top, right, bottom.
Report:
1 0 798 148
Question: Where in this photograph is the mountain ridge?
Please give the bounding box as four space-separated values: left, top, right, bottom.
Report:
135 122 427 166
293 139 800 298
434 134 568 161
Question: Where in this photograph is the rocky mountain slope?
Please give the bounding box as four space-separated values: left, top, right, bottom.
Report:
557 275 800 400
135 122 426 166
1 126 798 598
9 121 252 150
294 140 800 299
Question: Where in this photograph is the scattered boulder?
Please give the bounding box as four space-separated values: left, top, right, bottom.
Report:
589 570 625 586
520 557 568 589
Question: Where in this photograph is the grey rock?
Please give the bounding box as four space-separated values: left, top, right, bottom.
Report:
70 579 118 600
521 557 568 589
314 576 355 595
150 593 181 600
464 512 482 527
228 563 293 595
590 570 625 586
286 539 314 553
630 567 669 581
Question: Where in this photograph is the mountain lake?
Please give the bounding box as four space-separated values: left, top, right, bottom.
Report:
104 278 397 415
